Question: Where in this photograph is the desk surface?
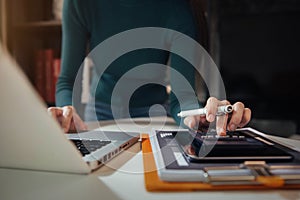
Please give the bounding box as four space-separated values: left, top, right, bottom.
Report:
1 117 300 200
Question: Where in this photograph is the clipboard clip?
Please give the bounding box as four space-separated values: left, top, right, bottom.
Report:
204 161 300 186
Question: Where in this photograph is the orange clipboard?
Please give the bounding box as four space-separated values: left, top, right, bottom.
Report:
141 135 300 192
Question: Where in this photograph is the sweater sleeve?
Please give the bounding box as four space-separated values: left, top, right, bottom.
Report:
167 1 203 126
55 0 89 106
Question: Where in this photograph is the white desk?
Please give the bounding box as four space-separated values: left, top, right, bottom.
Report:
1 117 300 200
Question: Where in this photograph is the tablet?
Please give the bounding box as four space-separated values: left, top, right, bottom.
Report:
150 127 300 183
174 129 293 162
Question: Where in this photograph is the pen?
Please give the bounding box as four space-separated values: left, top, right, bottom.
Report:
177 105 233 117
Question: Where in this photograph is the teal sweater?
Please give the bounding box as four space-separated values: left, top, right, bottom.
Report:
56 0 202 124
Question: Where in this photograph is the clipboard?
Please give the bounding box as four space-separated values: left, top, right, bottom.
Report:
142 134 300 191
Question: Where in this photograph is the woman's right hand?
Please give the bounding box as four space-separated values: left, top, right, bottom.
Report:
47 106 88 133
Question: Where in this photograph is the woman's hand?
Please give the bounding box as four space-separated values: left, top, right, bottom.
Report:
47 106 88 133
184 97 251 135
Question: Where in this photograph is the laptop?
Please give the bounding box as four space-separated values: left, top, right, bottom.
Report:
150 128 300 183
0 47 139 174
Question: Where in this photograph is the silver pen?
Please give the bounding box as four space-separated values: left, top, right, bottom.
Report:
177 105 233 117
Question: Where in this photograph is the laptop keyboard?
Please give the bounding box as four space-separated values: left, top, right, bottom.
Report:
71 140 111 156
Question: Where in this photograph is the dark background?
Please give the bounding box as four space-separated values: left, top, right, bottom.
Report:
212 0 300 136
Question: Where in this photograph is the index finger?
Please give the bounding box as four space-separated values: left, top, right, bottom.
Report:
216 114 228 136
205 97 219 122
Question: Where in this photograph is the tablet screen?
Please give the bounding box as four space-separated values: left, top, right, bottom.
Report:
173 130 293 162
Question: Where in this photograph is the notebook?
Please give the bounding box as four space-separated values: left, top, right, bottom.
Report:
0 46 139 174
149 128 300 184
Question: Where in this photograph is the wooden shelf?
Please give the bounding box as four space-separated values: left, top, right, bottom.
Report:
4 0 62 106
14 20 62 29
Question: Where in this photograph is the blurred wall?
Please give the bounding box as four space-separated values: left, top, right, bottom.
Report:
214 0 300 135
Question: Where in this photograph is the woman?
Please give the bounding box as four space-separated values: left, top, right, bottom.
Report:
48 0 251 134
